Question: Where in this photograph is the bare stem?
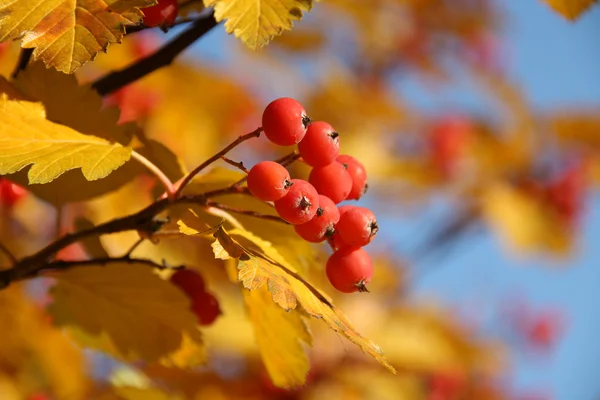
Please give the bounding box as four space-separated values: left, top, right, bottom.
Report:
205 201 289 224
11 48 33 78
220 156 248 173
0 242 17 266
131 150 175 200
174 127 262 198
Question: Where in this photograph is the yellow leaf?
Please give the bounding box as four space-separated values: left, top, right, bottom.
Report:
0 97 132 184
211 227 397 375
205 0 315 50
0 0 154 73
13 61 136 145
48 263 205 364
541 0 598 20
243 286 311 388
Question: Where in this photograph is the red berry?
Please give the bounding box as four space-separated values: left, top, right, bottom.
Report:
308 161 352 204
191 291 222 326
170 269 206 296
294 195 340 243
0 178 26 207
262 97 311 146
247 161 293 201
336 207 378 247
298 121 340 167
336 155 368 200
428 115 472 178
326 247 373 293
142 0 179 28
274 179 320 224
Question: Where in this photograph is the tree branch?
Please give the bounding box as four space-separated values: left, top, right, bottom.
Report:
0 242 17 266
173 127 263 198
220 156 248 173
131 150 175 199
92 10 219 96
11 48 33 79
205 201 289 224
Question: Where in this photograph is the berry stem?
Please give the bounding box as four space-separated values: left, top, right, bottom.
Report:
174 127 263 198
220 156 249 173
0 241 17 266
205 201 289 224
277 151 302 167
131 150 176 200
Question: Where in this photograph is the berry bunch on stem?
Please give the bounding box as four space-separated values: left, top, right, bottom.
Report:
247 97 378 293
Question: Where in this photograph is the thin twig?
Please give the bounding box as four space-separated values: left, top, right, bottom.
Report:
125 17 197 35
205 201 289 224
174 127 262 198
124 238 145 257
0 242 17 266
92 10 218 96
220 156 248 173
276 151 301 167
131 150 175 200
11 48 33 79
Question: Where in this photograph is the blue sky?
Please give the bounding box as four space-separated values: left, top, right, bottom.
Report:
186 2 600 399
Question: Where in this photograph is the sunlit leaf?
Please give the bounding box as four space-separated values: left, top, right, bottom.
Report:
48 263 205 364
204 0 315 50
0 97 132 184
0 0 155 73
541 0 598 20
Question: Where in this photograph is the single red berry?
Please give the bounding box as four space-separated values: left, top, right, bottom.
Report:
428 115 472 178
0 178 27 208
326 247 373 293
335 207 378 247
262 97 311 146
294 195 340 243
337 154 368 200
142 0 179 28
170 269 206 296
298 121 340 167
191 291 222 326
308 161 352 204
274 179 320 224
247 161 293 201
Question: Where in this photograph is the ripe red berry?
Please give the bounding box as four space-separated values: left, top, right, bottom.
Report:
326 247 373 293
0 178 26 208
274 179 320 224
262 97 311 146
191 291 222 326
335 207 378 247
308 161 352 204
247 161 293 201
170 269 206 296
337 155 368 200
142 0 179 28
298 121 340 167
294 195 340 243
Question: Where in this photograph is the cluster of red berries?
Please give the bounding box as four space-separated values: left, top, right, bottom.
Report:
170 269 222 326
247 97 378 293
141 0 179 28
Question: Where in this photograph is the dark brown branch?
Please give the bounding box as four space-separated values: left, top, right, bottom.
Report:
205 201 289 224
174 127 262 198
0 242 17 266
276 151 301 167
11 48 33 79
125 17 197 35
92 10 218 96
220 156 248 173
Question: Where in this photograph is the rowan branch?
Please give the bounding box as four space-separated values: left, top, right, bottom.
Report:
0 242 17 266
205 201 289 224
92 10 218 96
131 150 176 199
220 156 248 173
11 48 33 79
173 127 263 198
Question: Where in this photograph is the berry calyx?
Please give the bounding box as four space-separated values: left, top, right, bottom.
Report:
335 207 378 247
142 0 179 28
308 161 352 204
170 269 206 296
337 154 368 200
262 97 311 146
298 121 340 167
191 291 222 326
247 161 293 201
274 179 320 224
326 247 373 293
294 195 340 243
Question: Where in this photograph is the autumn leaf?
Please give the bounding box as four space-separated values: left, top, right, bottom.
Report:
0 0 155 74
205 226 396 375
541 0 598 20
47 263 205 364
205 0 315 50
0 97 132 184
